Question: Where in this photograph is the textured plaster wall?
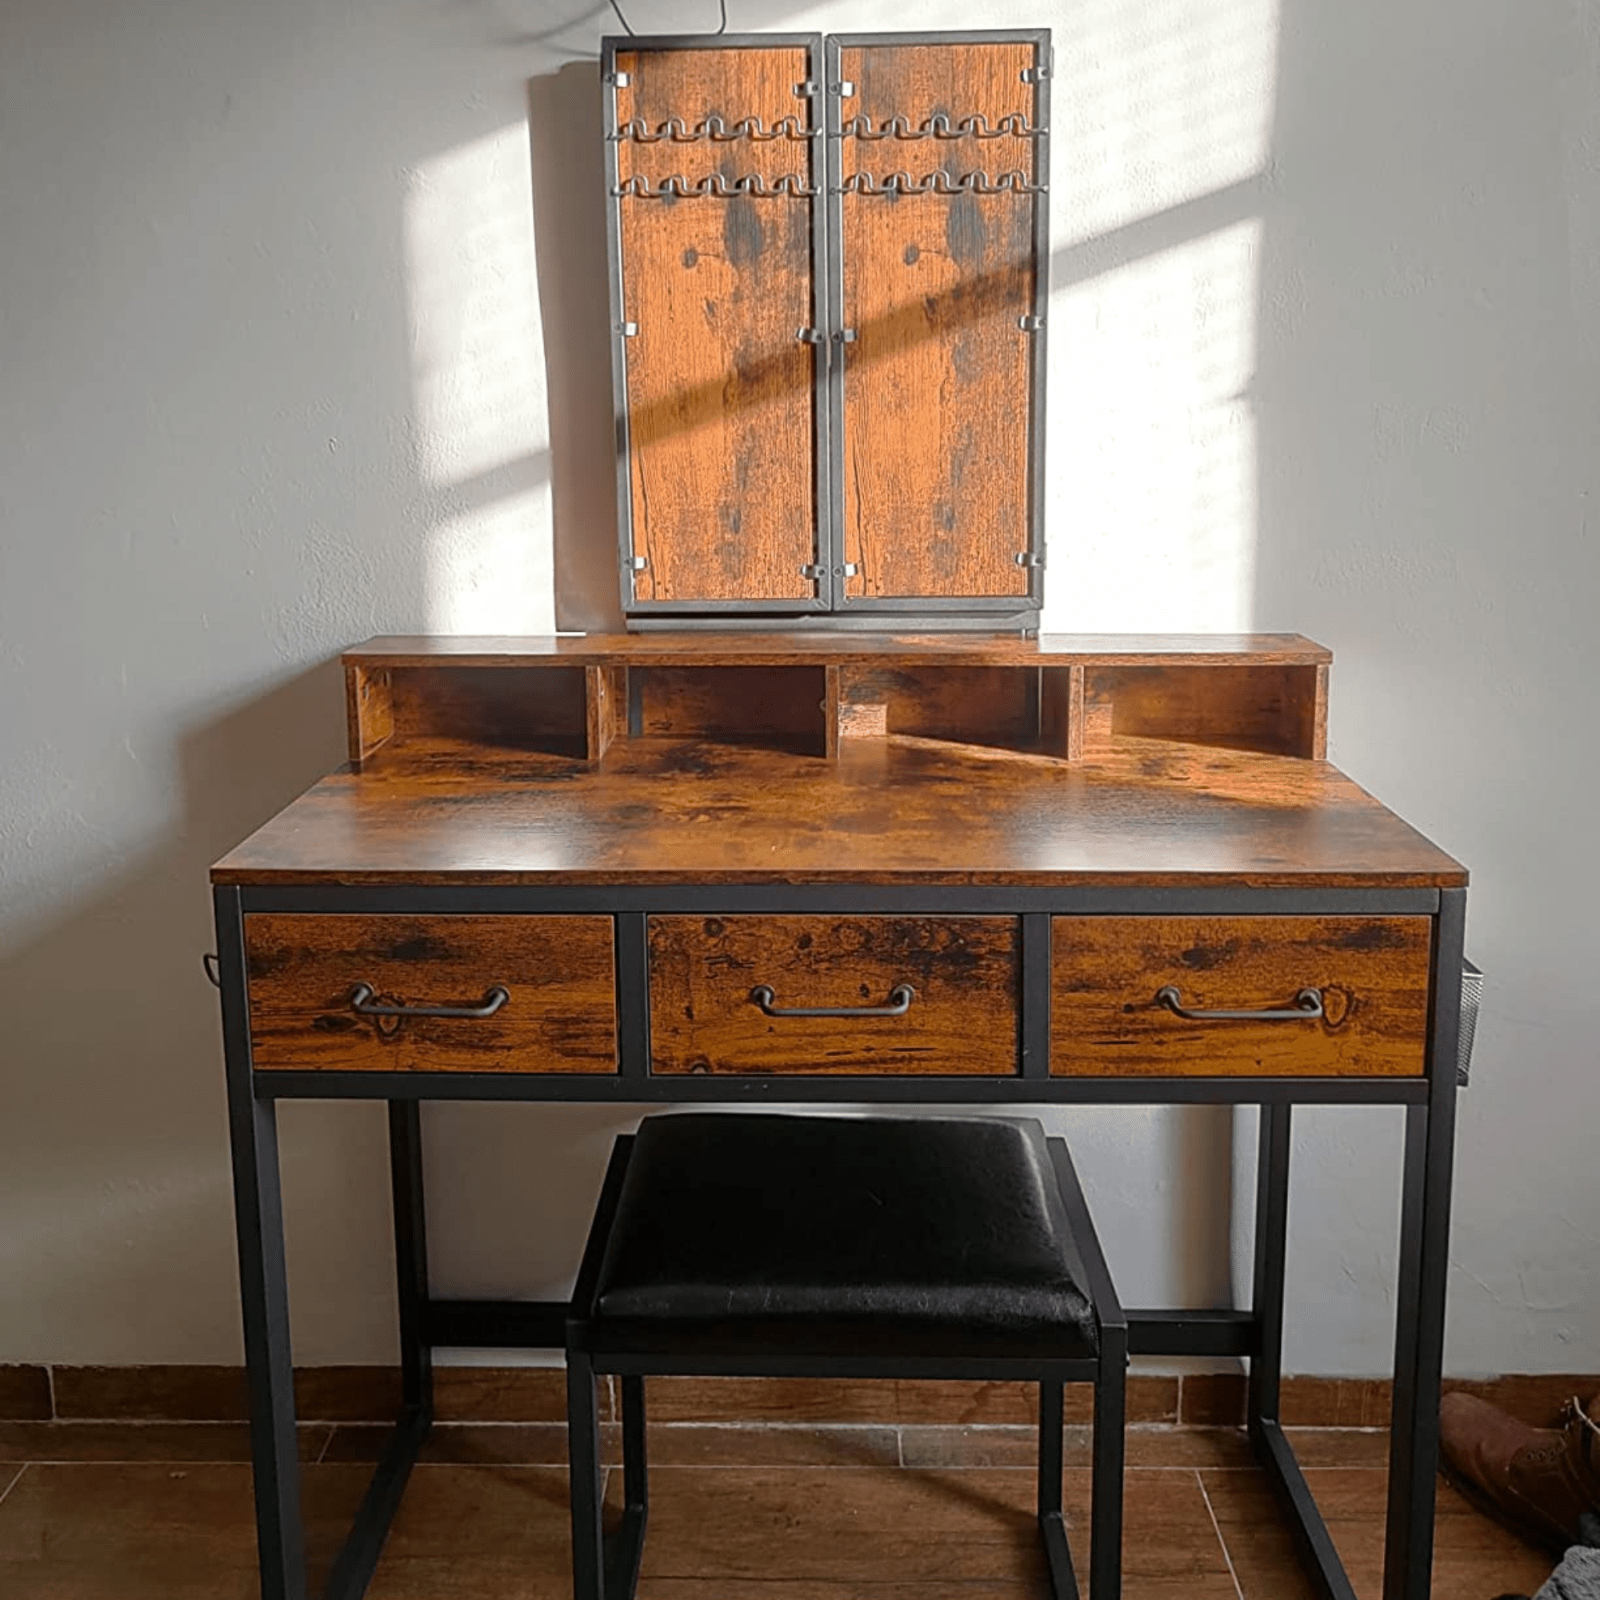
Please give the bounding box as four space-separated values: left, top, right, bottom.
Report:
0 0 1595 1375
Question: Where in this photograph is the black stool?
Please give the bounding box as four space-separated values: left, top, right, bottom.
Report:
565 1113 1127 1599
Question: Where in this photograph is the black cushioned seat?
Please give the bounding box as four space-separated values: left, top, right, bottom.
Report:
566 1112 1126 1600
593 1113 1098 1358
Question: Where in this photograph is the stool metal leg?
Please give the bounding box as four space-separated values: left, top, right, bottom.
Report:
621 1375 648 1515
567 1352 606 1600
1090 1338 1127 1600
1037 1379 1079 1599
1046 1135 1128 1600
611 1375 649 1600
1038 1379 1065 1518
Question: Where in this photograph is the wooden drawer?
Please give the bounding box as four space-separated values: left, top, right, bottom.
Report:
1050 916 1432 1077
244 915 617 1073
648 915 1019 1075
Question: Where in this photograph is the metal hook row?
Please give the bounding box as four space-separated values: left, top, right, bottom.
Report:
836 169 1046 196
838 112 1047 141
613 115 818 143
613 172 819 198
613 169 1045 199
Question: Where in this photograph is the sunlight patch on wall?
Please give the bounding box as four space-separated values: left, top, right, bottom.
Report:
1054 0 1281 247
1038 0 1278 631
404 123 555 632
405 123 546 488
1047 219 1263 631
426 489 553 634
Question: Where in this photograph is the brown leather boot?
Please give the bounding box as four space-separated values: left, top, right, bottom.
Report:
1439 1391 1600 1553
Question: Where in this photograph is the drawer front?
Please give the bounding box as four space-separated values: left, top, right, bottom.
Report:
1050 916 1432 1077
649 915 1019 1076
245 915 617 1073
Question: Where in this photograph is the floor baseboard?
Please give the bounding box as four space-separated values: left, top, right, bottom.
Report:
2 1364 1594 1428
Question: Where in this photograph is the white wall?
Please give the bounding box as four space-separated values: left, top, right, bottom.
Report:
1 0 1595 1376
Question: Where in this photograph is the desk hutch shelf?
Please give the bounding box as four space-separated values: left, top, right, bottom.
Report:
342 633 1331 769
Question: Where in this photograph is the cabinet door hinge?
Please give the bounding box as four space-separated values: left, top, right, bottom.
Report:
1015 551 1045 569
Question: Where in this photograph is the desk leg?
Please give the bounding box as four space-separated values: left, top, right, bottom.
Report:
1248 1102 1291 1428
1384 888 1464 1600
316 1106 435 1600
219 884 307 1600
1248 1104 1357 1600
228 1094 307 1600
389 1102 434 1419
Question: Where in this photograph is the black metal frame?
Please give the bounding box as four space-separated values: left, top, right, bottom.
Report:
216 880 1465 1600
564 1131 1126 1600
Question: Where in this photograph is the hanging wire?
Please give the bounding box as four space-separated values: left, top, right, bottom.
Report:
607 0 727 35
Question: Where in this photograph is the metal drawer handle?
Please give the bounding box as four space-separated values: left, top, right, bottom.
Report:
1154 984 1324 1022
750 983 915 1018
349 983 510 1019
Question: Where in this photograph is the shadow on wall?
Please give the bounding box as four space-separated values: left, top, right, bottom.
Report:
0 666 359 1359
1248 2 1600 1371
1254 0 1593 679
530 63 625 632
0 656 637 1359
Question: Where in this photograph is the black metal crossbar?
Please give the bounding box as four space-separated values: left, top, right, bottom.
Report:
1253 1419 1360 1600
323 1405 431 1600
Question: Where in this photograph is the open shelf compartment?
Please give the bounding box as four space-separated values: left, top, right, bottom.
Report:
342 636 1331 768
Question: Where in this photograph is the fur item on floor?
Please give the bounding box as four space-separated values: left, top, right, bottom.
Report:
1496 1514 1600 1600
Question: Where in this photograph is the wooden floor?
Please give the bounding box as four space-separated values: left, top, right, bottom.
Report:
0 1420 1554 1599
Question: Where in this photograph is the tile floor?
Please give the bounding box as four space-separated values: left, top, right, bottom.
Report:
0 1420 1556 1599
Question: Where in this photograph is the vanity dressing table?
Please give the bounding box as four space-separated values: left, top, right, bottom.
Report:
218 32 1468 1600
212 629 1468 1600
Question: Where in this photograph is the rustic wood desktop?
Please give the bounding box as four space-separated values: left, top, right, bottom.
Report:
211 632 1468 1600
